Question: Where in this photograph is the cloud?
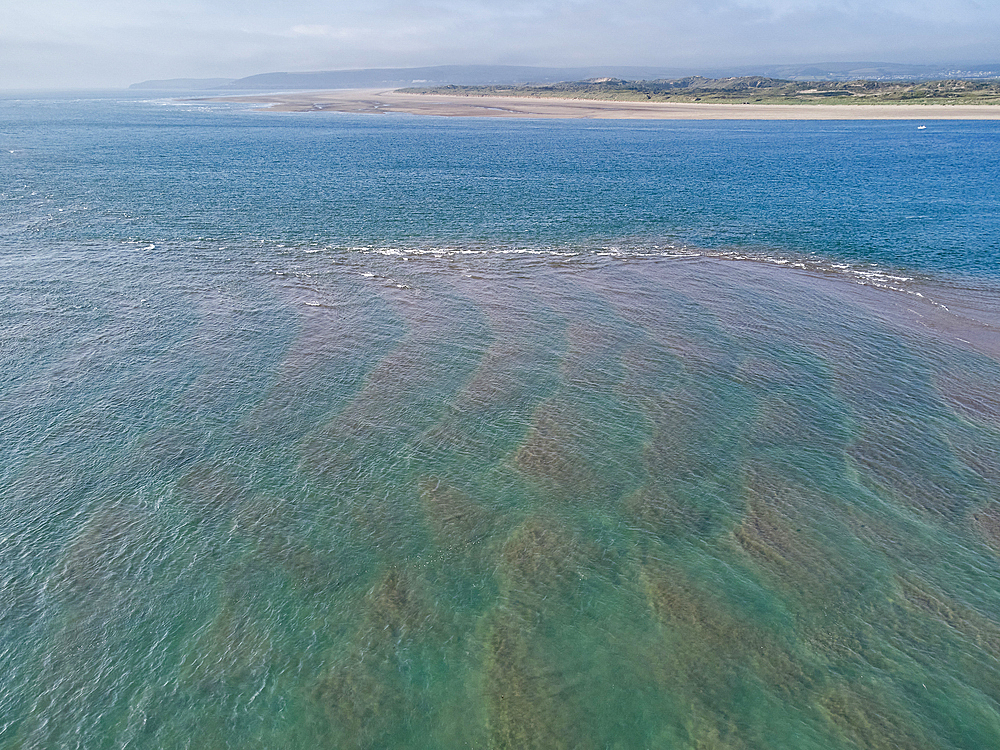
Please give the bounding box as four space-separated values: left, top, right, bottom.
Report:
1 0 998 89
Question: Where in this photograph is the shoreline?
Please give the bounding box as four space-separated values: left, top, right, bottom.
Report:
201 88 1000 119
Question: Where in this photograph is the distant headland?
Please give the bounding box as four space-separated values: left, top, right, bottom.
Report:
130 62 1000 91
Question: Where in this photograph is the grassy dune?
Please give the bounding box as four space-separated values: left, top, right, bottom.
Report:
402 76 1000 105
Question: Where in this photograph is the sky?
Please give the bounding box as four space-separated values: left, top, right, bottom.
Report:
2 0 998 89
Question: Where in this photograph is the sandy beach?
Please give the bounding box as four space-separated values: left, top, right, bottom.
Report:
204 88 1000 119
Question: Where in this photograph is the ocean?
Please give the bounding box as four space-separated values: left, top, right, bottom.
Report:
2 90 1000 749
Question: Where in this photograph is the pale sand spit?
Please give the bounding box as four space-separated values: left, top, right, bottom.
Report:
202 89 1000 120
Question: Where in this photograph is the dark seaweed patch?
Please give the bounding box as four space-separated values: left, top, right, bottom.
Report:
362 566 433 643
819 686 937 750
826 333 979 522
934 364 1000 431
300 288 482 478
175 463 247 511
641 563 814 711
420 478 500 553
297 346 440 476
134 426 206 472
512 404 603 500
625 483 713 539
240 295 393 443
731 465 841 594
896 574 1000 660
849 437 973 520
619 365 749 538
447 324 553 417
344 486 423 557
496 518 590 619
47 499 152 610
182 600 274 693
228 495 355 595
310 566 436 747
514 405 589 484
312 653 409 748
973 502 1000 553
483 612 590 750
642 566 748 651
734 496 805 576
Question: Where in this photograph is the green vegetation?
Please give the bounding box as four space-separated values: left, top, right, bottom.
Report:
401 76 1000 105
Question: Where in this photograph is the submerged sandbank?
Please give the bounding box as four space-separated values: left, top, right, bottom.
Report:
202 89 1000 119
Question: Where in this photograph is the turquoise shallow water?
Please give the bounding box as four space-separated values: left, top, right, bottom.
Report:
2 92 1000 748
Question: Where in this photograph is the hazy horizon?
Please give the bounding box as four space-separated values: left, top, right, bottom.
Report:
3 0 1000 90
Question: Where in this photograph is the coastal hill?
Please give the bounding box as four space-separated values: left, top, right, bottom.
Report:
402 77 1000 105
129 62 1000 91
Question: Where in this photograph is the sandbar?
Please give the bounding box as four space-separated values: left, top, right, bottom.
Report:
204 89 1000 120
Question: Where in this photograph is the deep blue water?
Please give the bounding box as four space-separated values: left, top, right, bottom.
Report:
3 91 999 275
2 91 1000 749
